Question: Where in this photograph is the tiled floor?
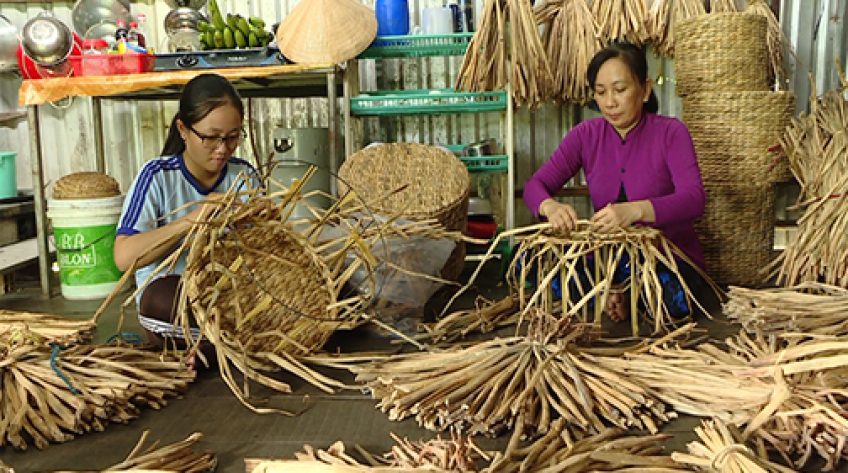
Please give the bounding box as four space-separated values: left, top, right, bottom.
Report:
0 263 838 472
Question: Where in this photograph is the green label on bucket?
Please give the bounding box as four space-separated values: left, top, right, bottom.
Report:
54 224 123 286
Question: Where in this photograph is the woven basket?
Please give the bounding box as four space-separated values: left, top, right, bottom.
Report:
695 184 775 286
53 172 121 199
683 91 795 185
675 13 769 96
185 223 339 357
338 143 470 281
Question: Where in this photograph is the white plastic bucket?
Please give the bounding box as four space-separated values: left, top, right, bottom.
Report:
47 195 124 300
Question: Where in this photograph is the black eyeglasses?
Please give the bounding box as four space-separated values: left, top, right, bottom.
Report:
188 125 246 150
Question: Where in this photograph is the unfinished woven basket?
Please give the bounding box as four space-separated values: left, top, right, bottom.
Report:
695 184 775 286
338 143 470 281
675 13 769 96
184 221 339 358
684 91 795 184
52 172 121 199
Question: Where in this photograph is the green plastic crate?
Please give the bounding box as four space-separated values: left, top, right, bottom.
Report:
350 89 507 116
359 33 474 58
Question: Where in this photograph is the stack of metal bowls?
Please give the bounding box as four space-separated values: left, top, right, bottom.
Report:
71 0 131 41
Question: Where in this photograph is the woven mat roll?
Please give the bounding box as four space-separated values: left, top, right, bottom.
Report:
53 172 121 199
695 184 775 286
683 91 794 185
676 13 769 96
338 143 470 281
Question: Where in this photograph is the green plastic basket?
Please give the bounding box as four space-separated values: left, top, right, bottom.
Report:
350 89 508 116
443 144 508 172
359 33 474 58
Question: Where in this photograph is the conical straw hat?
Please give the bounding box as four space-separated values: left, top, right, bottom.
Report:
276 0 377 64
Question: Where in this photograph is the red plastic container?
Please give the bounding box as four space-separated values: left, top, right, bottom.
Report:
68 52 154 77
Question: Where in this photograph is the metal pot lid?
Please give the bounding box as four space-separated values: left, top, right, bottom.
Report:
21 14 74 66
0 15 18 72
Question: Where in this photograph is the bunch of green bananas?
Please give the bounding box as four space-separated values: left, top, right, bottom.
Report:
197 0 272 49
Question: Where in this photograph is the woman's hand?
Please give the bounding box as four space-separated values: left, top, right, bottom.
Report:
539 199 578 232
183 192 225 225
591 201 652 232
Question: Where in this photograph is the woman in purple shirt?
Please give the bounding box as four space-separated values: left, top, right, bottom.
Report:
524 42 706 322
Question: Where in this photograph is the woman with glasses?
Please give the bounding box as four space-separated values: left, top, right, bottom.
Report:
114 73 259 359
523 42 708 324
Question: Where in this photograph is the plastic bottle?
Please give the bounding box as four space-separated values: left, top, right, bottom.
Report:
114 19 129 54
128 18 147 49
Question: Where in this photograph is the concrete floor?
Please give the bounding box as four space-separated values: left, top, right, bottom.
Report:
0 262 839 472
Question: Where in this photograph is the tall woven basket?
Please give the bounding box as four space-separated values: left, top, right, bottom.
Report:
695 184 775 286
338 143 470 281
683 91 795 184
675 13 769 97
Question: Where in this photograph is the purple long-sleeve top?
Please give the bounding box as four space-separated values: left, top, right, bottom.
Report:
524 113 706 269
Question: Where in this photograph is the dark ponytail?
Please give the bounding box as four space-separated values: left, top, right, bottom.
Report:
587 42 659 114
159 73 245 156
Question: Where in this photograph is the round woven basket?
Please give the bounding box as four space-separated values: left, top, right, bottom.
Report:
695 184 775 286
675 13 769 97
53 172 121 199
185 222 339 357
683 91 795 185
338 143 470 281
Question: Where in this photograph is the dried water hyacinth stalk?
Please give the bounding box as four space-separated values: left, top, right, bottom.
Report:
487 419 688 472
672 420 795 473
0 329 193 450
647 0 707 57
746 0 786 86
724 283 848 336
450 221 718 337
0 309 95 345
0 459 12 473
423 294 520 343
598 331 848 470
771 88 848 287
538 0 601 104
592 0 650 45
709 0 738 13
97 431 215 472
457 0 553 108
456 0 509 94
349 313 672 437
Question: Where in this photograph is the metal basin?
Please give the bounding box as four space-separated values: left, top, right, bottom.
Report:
21 13 74 66
71 0 131 39
164 7 206 36
164 0 208 10
0 14 18 71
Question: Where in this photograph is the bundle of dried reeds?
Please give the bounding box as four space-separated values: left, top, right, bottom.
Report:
0 331 193 450
487 419 688 472
772 88 848 287
709 0 738 13
246 436 477 472
592 0 650 45
457 0 553 108
423 295 520 343
0 309 94 345
349 314 671 437
537 0 602 104
97 431 215 472
449 222 718 337
746 0 786 86
671 420 795 473
0 459 12 473
647 0 707 57
724 283 848 336
599 332 848 470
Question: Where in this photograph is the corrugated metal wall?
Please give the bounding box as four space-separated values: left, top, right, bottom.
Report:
0 0 843 226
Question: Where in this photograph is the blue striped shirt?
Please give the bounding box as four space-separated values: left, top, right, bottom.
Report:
117 154 260 301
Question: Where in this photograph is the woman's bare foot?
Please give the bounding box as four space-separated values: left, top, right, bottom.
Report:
606 290 629 322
